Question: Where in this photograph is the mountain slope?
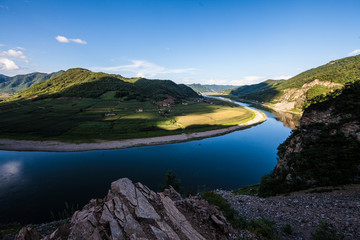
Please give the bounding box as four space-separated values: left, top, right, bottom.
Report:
0 68 256 142
0 71 64 94
229 54 360 112
10 68 199 101
188 84 237 93
259 81 360 196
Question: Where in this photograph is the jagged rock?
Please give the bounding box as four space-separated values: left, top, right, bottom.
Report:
16 178 236 240
15 227 41 240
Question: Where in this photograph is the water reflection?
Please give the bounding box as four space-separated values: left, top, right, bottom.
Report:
0 161 22 182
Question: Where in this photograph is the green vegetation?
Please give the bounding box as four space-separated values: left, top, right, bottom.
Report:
0 69 254 142
160 170 182 193
7 68 198 101
50 202 80 221
0 223 22 239
233 184 260 196
311 221 344 240
229 54 360 111
202 192 284 239
259 81 360 197
0 71 64 94
201 191 248 229
187 84 237 93
230 80 285 103
248 217 281 240
282 223 292 235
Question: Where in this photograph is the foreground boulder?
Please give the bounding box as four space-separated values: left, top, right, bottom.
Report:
16 178 235 240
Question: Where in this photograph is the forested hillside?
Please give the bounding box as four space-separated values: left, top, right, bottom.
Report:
188 84 237 93
229 54 360 112
0 71 64 94
9 68 198 102
259 81 360 196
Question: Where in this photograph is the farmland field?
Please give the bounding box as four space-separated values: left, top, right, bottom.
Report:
0 94 254 142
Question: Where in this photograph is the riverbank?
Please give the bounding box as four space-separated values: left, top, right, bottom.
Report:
217 184 360 240
0 108 266 152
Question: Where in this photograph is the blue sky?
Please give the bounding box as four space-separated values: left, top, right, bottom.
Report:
0 0 359 85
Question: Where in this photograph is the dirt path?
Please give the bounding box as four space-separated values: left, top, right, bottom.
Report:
0 108 266 152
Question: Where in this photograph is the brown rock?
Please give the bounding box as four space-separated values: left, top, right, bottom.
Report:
16 178 236 240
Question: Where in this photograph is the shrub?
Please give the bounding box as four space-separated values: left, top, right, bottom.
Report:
248 217 280 239
201 191 248 229
282 223 293 235
311 221 344 240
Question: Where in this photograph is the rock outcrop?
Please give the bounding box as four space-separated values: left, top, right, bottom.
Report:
259 81 360 196
16 178 236 240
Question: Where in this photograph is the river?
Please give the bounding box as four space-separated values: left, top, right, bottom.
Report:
0 101 296 224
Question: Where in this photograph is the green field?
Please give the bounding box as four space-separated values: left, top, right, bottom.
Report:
0 94 254 142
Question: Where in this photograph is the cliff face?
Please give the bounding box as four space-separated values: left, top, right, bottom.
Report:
259 81 360 196
15 178 235 240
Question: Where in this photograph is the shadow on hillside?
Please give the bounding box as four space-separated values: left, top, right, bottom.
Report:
230 81 281 103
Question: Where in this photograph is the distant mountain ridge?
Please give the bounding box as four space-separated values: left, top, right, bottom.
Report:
229 54 360 112
0 71 64 94
9 68 199 101
187 84 237 93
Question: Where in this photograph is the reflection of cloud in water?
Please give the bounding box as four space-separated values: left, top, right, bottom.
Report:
0 161 22 185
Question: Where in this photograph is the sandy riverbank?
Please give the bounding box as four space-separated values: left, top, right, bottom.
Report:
0 109 266 152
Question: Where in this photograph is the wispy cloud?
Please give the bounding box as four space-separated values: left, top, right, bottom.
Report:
348 49 360 56
0 43 5 47
0 49 27 61
55 35 87 44
93 60 197 78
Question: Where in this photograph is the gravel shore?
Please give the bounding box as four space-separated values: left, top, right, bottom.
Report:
216 184 360 240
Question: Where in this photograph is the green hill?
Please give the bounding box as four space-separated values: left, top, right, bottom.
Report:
9 68 198 101
259 81 360 196
229 54 360 112
0 71 64 94
188 84 237 93
0 68 255 142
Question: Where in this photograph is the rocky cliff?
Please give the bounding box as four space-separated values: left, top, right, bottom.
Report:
259 81 360 196
15 178 236 240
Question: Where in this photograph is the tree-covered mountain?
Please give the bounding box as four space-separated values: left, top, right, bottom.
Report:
0 71 64 94
229 54 360 112
187 84 237 93
9 68 199 102
259 81 360 196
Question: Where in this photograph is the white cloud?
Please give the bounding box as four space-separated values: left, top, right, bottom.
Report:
93 60 197 78
0 48 29 71
55 35 87 44
348 49 360 56
0 49 27 60
0 57 19 70
55 35 69 43
0 43 5 47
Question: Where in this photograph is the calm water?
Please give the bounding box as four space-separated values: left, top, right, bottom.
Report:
0 102 293 224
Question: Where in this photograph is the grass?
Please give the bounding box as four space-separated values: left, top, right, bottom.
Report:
201 191 282 239
233 184 260 196
201 191 248 229
311 221 344 240
0 95 254 142
0 223 22 239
